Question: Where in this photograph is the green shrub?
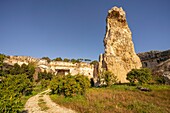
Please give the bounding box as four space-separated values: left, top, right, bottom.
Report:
0 74 33 112
0 90 23 113
126 68 152 85
9 63 35 81
153 75 166 84
104 71 117 87
50 74 90 97
1 74 33 96
0 54 6 76
38 71 53 81
41 79 50 89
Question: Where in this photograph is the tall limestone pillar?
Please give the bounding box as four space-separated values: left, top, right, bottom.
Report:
100 6 142 83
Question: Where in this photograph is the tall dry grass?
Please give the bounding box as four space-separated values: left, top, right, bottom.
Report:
50 85 170 113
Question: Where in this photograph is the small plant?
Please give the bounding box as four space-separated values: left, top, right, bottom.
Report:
99 70 117 87
104 71 117 87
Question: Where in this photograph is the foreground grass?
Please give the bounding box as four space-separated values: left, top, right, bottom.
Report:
50 85 170 113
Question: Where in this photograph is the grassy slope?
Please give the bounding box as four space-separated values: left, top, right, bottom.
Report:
50 85 170 113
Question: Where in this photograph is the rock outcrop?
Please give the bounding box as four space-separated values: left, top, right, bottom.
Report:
99 6 142 83
152 59 170 84
137 50 170 84
137 50 170 69
3 56 94 79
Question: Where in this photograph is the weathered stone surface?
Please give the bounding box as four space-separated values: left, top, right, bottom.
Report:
152 59 170 84
137 50 170 84
137 50 170 69
99 6 142 83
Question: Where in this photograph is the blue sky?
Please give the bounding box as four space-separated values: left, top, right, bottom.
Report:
0 0 170 60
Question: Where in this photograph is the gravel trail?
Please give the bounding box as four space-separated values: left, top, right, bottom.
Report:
24 90 76 113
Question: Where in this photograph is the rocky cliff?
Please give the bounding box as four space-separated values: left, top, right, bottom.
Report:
99 6 142 83
137 50 170 84
152 59 170 84
137 50 170 69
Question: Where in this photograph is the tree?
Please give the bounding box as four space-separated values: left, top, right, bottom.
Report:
53 57 62 61
10 63 21 75
41 57 51 63
71 59 78 64
84 59 91 62
0 54 6 69
90 60 99 65
63 58 70 62
77 58 83 62
126 68 152 85
26 63 35 81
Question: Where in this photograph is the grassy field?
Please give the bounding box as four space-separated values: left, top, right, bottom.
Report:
50 85 170 113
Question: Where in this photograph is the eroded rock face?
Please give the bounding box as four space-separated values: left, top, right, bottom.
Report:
99 6 142 83
152 59 170 84
137 50 170 69
137 50 170 84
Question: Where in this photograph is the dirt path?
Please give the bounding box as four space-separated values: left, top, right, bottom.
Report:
24 89 76 113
